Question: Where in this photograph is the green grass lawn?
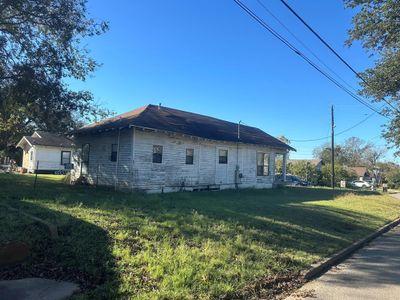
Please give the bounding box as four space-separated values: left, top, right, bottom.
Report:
1 174 400 299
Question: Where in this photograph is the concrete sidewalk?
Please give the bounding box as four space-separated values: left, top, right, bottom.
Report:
287 225 400 300
0 278 79 300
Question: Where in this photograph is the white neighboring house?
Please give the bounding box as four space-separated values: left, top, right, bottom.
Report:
71 104 295 192
17 131 75 173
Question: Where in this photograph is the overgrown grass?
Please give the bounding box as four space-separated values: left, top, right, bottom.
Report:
1 174 399 299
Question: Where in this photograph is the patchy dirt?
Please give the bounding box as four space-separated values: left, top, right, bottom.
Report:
221 272 305 300
0 242 30 266
288 288 316 299
0 237 115 291
0 253 94 290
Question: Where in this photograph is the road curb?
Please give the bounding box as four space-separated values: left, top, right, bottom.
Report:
302 217 400 281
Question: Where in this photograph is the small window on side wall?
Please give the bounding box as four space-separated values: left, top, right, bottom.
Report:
219 149 228 164
186 148 194 165
257 152 269 176
30 151 33 161
111 144 118 162
153 145 163 163
61 151 71 165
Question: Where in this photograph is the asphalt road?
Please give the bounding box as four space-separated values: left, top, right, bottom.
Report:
286 224 400 300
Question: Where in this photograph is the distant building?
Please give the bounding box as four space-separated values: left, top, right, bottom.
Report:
17 131 74 173
71 104 295 192
347 166 370 181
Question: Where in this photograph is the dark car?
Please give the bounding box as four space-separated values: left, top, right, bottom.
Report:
275 174 311 186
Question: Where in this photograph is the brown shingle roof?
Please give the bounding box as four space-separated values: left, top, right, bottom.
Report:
76 104 295 151
348 166 369 177
23 131 74 148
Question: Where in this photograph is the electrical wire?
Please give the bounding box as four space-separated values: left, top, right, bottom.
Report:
256 0 358 94
290 110 378 142
278 0 399 114
233 0 387 118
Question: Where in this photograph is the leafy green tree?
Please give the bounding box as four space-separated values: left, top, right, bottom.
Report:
345 0 400 154
386 170 400 189
313 144 348 165
0 0 111 158
287 161 320 184
376 161 399 175
319 164 356 187
313 137 385 168
376 161 400 188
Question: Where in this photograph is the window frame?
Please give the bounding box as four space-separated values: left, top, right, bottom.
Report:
111 143 118 162
218 149 228 164
185 148 194 165
152 145 163 164
256 152 270 176
82 143 90 163
61 151 71 165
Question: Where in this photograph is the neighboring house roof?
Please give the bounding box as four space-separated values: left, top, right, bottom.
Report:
288 159 324 166
75 104 295 151
348 166 369 177
17 131 74 148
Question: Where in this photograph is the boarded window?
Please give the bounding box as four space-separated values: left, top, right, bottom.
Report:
111 144 118 162
186 148 194 164
61 151 71 165
153 145 163 163
257 152 269 176
219 149 228 164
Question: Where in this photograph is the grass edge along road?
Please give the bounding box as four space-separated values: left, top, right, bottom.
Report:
1 174 399 299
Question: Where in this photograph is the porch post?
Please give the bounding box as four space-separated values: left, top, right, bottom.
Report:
282 152 287 182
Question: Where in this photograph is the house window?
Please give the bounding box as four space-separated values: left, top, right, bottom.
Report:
61 151 71 165
82 144 90 163
186 148 194 165
257 152 270 176
111 144 118 162
153 145 163 163
219 149 228 164
81 143 90 175
30 151 33 161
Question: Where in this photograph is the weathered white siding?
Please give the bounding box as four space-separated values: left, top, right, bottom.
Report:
72 128 133 187
72 127 287 192
25 145 74 172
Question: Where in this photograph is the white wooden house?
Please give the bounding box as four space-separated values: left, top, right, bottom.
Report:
71 104 294 192
17 131 75 173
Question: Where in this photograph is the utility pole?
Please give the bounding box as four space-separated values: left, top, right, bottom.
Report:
331 105 335 190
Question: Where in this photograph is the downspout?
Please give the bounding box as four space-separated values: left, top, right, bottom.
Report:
235 121 242 189
131 127 136 191
114 128 121 191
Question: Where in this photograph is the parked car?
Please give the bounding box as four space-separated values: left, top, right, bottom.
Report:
351 180 371 188
275 174 311 186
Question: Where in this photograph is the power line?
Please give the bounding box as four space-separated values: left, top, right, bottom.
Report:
256 0 358 94
233 0 387 118
278 0 399 114
290 110 378 142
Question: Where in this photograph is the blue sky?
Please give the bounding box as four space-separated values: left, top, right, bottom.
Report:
70 0 395 161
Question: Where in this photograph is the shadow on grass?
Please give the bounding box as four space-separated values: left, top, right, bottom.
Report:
0 197 120 299
0 174 396 298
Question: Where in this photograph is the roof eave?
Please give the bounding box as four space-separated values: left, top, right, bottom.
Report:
16 136 33 149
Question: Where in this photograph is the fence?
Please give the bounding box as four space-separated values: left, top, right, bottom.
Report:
27 160 73 174
31 160 73 190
